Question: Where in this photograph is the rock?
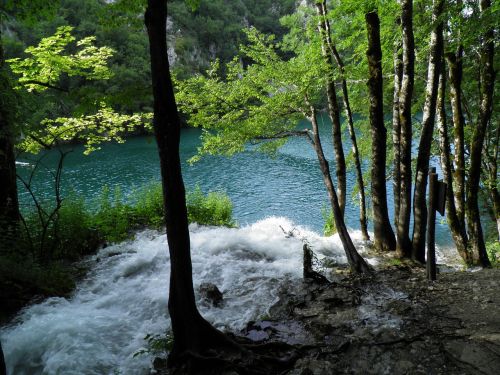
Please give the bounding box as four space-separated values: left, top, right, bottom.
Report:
198 282 223 307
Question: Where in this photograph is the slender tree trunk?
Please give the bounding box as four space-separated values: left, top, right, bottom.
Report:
0 340 6 375
317 0 369 240
396 0 415 258
446 50 466 227
437 66 471 264
0 31 20 254
411 0 444 263
315 0 347 216
145 0 234 365
365 11 396 252
466 0 494 267
392 38 403 229
307 103 371 274
484 123 499 240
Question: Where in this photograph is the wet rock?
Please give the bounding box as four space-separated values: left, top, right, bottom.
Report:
198 282 223 307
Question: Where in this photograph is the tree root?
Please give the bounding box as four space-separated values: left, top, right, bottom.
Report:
166 335 299 375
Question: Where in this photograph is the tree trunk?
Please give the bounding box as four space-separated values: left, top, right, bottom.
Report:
446 50 466 227
0 31 20 255
308 104 371 274
392 38 403 229
315 0 347 216
396 0 415 258
484 123 499 241
365 11 396 252
145 0 234 366
437 69 471 264
411 0 444 263
317 0 369 241
0 340 6 375
466 0 494 267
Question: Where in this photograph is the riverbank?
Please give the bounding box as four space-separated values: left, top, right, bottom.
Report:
2 218 497 374
155 263 500 374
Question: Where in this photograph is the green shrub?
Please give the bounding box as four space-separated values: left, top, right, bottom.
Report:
57 194 100 260
133 333 173 358
92 186 134 243
132 182 164 227
486 241 500 267
322 207 337 236
186 185 234 227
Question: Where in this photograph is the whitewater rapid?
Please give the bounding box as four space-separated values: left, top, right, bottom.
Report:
0 217 459 374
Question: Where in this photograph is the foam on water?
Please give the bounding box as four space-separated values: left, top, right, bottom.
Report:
0 216 462 374
0 217 348 375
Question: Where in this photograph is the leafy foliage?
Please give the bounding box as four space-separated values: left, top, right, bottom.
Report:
321 207 337 237
6 25 152 155
8 26 114 92
176 26 326 162
186 185 235 227
486 241 500 267
133 332 174 358
21 104 151 154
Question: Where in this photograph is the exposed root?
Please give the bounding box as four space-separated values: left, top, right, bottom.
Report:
165 332 299 375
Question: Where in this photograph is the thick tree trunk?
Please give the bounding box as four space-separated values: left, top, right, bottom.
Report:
145 0 234 365
308 104 371 274
316 0 369 240
396 0 415 258
0 32 20 255
437 68 471 264
315 0 347 216
466 0 494 267
365 11 396 252
392 40 403 229
411 0 444 263
446 50 466 227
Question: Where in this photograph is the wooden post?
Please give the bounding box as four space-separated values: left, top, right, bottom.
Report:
427 167 438 281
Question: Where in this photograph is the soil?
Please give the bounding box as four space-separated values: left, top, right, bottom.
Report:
242 264 500 375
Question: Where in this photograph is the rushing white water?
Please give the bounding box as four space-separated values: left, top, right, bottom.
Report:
0 217 460 375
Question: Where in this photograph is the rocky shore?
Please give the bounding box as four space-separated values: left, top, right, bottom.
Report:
243 264 500 374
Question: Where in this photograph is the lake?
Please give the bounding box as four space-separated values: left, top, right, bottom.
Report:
17 117 452 242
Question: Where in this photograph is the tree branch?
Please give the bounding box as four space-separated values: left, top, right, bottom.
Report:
21 80 69 92
253 129 312 142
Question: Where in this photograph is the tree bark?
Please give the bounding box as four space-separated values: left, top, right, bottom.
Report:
316 0 369 240
0 30 20 255
308 104 371 274
392 37 403 229
0 340 6 375
466 0 494 267
396 0 415 258
437 68 471 264
365 11 396 252
411 0 444 263
315 0 347 216
145 0 235 365
483 123 499 241
446 50 466 227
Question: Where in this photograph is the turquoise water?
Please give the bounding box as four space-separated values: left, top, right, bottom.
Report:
16 120 450 240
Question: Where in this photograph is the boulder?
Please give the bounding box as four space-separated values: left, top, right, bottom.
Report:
198 282 223 307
